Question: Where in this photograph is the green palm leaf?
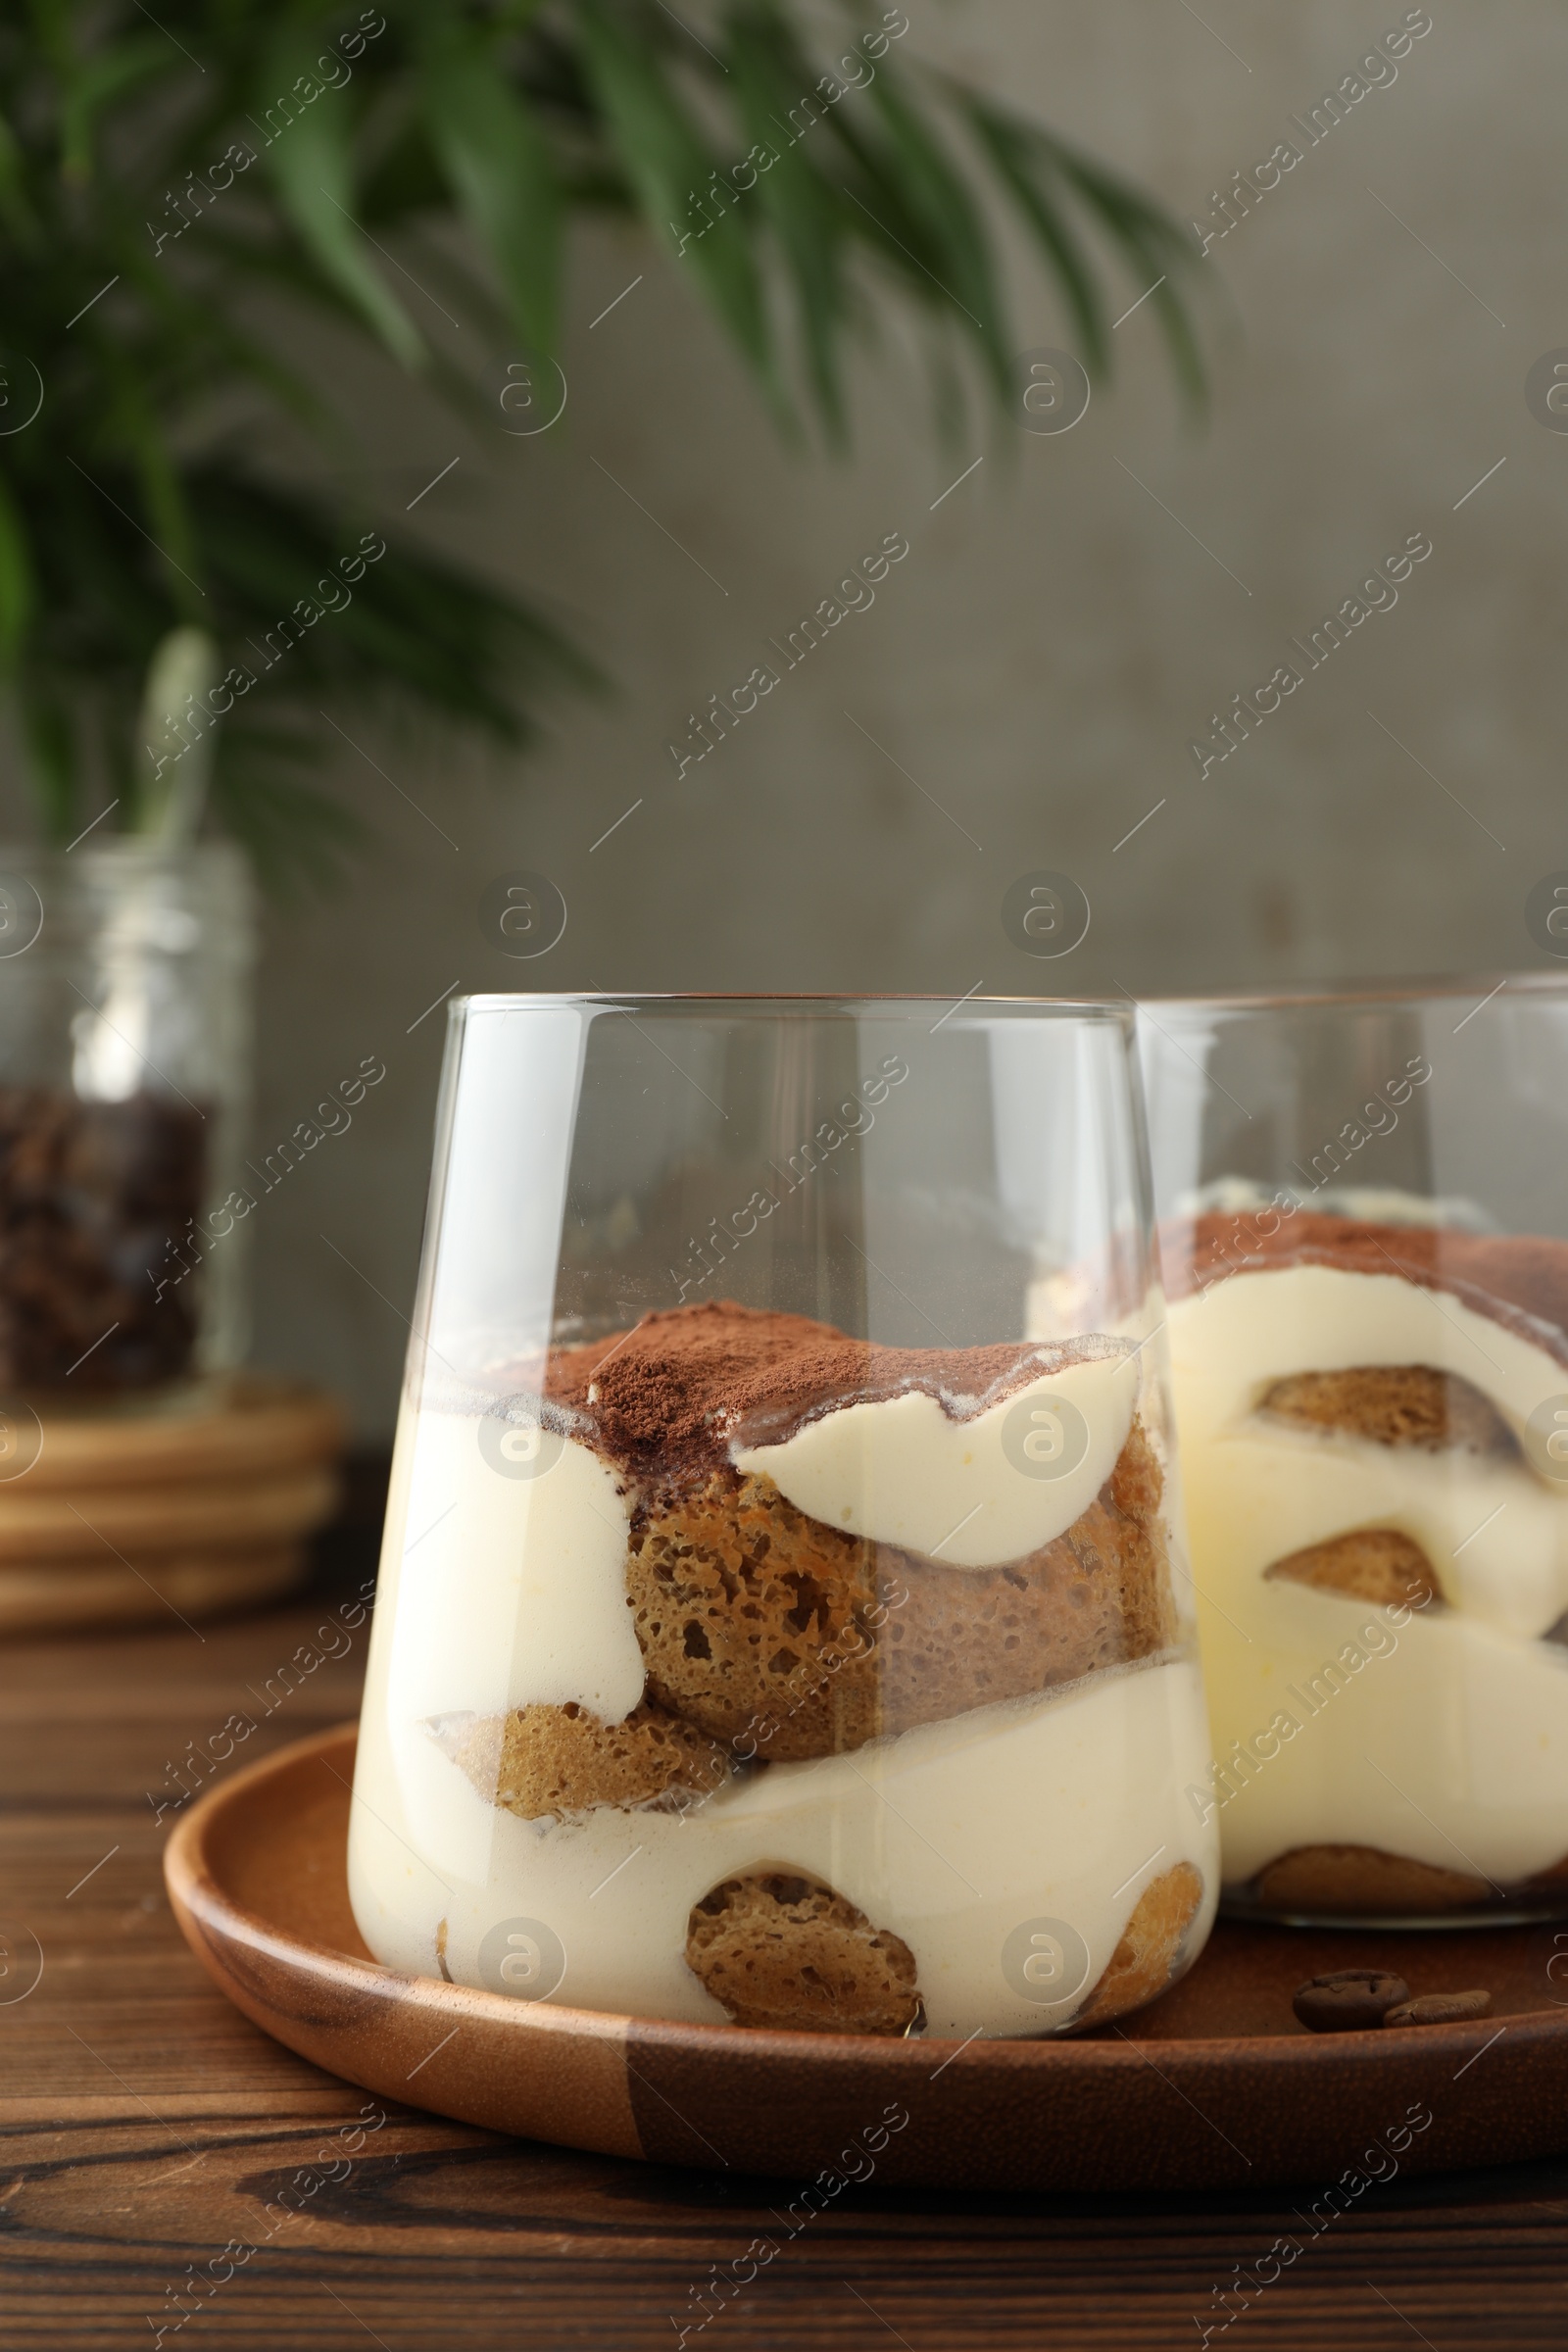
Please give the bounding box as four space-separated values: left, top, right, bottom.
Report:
0 0 1211 886
577 0 780 401
423 26 562 358
258 32 424 368
724 9 849 431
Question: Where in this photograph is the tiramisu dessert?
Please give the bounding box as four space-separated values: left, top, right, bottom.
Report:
1165 1209 1568 1920
349 1299 1216 2036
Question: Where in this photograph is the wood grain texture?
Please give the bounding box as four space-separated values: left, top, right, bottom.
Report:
0 1464 338 1559
0 1378 344 1635
167 1728 642 2166
4 1512 1568 2349
164 1721 1568 2196
9 1374 347 1491
0 1542 306 1633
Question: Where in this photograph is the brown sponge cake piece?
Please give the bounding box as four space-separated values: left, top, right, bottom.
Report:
1254 1843 1489 1916
628 1470 871 1761
626 1418 1177 1762
1261 1365 1514 1455
1075 1862 1204 2030
685 1869 920 2034
429 1697 732 1822
1264 1527 1440 1611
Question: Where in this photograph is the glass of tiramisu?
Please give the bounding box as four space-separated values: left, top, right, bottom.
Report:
349 995 1216 2036
1141 978 1568 1927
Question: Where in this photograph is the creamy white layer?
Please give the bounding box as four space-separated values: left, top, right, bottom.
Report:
1188 1573 1568 1884
356 1653 1213 2034
348 1398 1215 2034
731 1353 1137 1569
385 1404 643 1772
1169 1264 1568 1886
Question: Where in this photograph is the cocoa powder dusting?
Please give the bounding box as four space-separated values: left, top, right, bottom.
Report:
1164 1210 1568 1369
544 1298 1117 1492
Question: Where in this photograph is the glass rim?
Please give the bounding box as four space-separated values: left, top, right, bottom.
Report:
451 989 1134 1019
1140 966 1561 1014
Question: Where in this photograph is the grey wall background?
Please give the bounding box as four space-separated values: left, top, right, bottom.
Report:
96 2 1567 1435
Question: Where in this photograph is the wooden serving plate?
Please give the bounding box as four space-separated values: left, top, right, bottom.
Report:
166 1723 1568 2192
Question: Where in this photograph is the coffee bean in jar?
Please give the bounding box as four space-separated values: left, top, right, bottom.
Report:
0 1087 208 1387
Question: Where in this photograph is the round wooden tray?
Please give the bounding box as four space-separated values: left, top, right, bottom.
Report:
165 1723 1568 2190
4 1372 344 1491
0 1375 345 1633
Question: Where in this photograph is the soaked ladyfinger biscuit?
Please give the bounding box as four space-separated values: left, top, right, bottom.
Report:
1264 1526 1439 1610
1260 1364 1515 1455
1252 1843 1489 1916
626 1418 1177 1762
428 1696 732 1823
684 1868 921 2034
1073 1862 1204 2030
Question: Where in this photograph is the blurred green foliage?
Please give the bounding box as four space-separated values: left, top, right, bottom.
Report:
0 1 1204 884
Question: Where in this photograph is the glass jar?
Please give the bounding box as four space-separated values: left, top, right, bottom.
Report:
1139 977 1568 1926
0 842 254 1399
350 994 1216 2037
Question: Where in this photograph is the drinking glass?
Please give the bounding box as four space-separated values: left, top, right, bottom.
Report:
1140 977 1568 1925
351 994 1216 2035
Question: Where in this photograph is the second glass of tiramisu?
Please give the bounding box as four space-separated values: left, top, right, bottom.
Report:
1141 978 1568 1926
349 994 1216 2037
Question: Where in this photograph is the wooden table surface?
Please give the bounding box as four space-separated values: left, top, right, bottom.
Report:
4 1508 1567 2351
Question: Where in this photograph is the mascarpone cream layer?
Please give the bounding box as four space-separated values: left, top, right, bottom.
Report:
348 1400 1216 2035
730 1355 1138 1569
1169 1265 1568 1884
385 1406 642 1731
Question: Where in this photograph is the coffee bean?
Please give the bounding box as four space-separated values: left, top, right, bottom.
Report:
1384 1989 1493 2028
1293 1969 1410 2033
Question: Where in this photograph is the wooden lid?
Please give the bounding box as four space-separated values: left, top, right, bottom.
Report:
0 1375 347 1493
0 1464 340 1559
